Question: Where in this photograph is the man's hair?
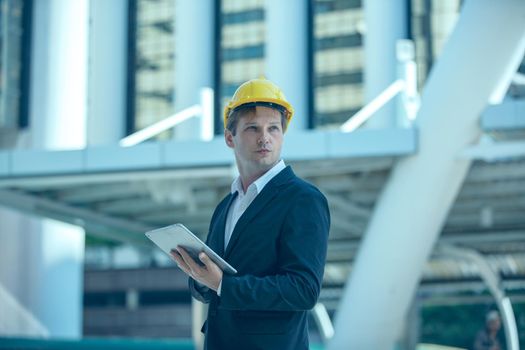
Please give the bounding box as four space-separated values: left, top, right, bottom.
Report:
486 310 500 323
226 105 286 136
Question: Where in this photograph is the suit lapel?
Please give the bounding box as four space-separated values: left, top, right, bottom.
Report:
210 192 237 257
224 166 294 259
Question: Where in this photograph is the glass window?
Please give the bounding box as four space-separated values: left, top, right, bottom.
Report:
219 0 266 130
509 57 525 98
128 0 175 138
312 0 364 129
0 0 31 131
410 0 461 89
411 0 525 99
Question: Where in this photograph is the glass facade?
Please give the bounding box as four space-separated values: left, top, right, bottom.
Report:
511 57 525 98
127 0 523 134
219 0 266 126
128 0 175 137
312 0 364 128
0 0 30 130
410 0 462 89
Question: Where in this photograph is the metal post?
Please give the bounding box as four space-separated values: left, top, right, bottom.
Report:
312 302 335 343
200 88 214 141
396 40 420 127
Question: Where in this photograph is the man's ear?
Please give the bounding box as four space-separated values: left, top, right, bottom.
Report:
224 129 234 148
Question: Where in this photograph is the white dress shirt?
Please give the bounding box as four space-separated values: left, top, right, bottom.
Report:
224 159 286 251
217 159 286 295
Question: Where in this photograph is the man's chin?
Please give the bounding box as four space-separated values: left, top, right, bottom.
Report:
261 156 277 163
253 158 277 169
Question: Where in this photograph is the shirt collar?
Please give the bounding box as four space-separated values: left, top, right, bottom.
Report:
230 177 244 195
230 160 286 195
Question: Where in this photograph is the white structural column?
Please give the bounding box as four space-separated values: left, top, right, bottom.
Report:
173 0 214 140
363 0 407 129
265 0 308 131
0 0 88 338
87 0 128 146
328 1 525 349
191 299 208 350
30 0 88 150
0 280 49 337
30 0 88 336
173 1 214 345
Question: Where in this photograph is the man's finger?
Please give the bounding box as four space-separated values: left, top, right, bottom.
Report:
171 250 192 275
170 249 186 266
199 252 217 270
198 252 223 291
177 247 204 273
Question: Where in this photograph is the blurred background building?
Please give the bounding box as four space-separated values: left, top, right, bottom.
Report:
0 0 524 349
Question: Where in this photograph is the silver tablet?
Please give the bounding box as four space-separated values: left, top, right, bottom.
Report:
145 223 237 275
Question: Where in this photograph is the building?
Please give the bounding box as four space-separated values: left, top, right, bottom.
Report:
1 1 524 349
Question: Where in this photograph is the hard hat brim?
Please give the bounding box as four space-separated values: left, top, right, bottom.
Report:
223 98 294 130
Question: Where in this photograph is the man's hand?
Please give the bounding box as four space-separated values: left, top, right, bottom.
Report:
171 247 223 292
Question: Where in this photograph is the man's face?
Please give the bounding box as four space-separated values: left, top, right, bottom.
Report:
225 106 284 177
487 318 501 332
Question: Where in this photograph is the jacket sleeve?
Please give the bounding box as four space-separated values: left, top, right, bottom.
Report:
218 189 330 311
188 198 226 304
189 278 214 304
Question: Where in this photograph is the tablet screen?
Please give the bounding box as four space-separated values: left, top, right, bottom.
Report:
145 223 237 274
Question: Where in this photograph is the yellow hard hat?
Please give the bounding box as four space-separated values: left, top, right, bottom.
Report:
223 77 294 131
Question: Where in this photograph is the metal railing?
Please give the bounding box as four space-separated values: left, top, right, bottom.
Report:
120 88 214 147
340 39 420 133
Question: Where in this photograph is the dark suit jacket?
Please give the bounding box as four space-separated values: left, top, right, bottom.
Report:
189 166 330 350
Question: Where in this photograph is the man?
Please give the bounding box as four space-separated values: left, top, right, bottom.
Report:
473 310 502 350
172 77 330 350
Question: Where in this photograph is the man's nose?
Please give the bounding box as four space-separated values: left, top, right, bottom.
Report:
258 131 269 145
